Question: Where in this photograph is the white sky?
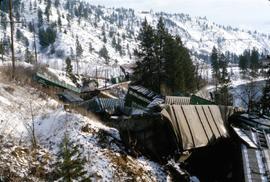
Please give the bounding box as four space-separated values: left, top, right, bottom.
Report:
86 0 270 34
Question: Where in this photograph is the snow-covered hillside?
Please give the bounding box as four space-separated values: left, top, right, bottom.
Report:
1 0 270 74
0 67 168 181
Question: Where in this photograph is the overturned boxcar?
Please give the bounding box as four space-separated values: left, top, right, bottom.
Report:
117 104 233 161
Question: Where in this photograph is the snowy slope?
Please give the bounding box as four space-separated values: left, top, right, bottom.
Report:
1 0 270 76
0 69 168 181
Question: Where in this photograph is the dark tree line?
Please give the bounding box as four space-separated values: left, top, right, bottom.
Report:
239 48 260 77
133 17 196 95
210 46 232 106
260 56 270 116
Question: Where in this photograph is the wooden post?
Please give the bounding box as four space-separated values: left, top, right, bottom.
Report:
9 0 16 78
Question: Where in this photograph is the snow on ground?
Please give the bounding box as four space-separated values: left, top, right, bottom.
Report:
0 69 168 181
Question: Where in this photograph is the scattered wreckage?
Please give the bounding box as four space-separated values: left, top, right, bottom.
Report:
34 74 270 181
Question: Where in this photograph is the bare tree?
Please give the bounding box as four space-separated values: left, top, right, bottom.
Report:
24 101 37 148
234 77 262 113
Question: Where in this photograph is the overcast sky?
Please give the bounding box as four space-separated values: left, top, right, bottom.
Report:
86 0 270 33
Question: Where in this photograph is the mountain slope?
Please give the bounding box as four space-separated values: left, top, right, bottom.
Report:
1 0 269 75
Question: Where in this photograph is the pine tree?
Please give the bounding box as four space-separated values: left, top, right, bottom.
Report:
112 36 117 49
0 42 4 56
24 48 35 64
239 54 248 72
33 0 37 9
29 1 32 11
103 34 107 43
38 26 57 49
50 44 55 54
53 133 88 182
45 0 52 22
54 0 60 7
99 45 110 64
133 18 157 91
211 46 220 91
219 53 230 85
250 47 259 77
65 57 73 76
37 8 43 27
155 17 167 93
215 53 232 106
58 16 62 28
16 29 23 41
133 17 196 94
76 36 83 58
89 42 93 53
1 15 7 30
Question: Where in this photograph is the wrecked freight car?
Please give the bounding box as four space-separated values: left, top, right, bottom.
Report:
230 114 270 182
117 105 233 161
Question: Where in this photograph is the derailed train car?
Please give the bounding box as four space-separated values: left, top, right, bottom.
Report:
117 104 233 161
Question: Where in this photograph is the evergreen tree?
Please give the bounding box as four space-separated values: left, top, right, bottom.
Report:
99 45 110 64
29 1 32 11
0 42 4 56
103 34 107 43
1 15 7 30
76 36 83 57
45 0 52 22
155 17 167 93
33 0 37 9
239 54 248 72
28 22 34 32
50 44 55 54
89 42 93 53
53 133 87 182
219 53 230 85
37 8 43 27
215 53 232 106
24 48 35 64
211 46 220 91
164 35 195 94
54 0 60 7
250 47 259 77
22 36 29 47
58 15 62 27
133 17 196 94
15 10 20 22
112 36 117 49
243 49 251 68
16 29 23 41
38 26 57 48
65 57 73 76
133 18 157 91
21 2 25 13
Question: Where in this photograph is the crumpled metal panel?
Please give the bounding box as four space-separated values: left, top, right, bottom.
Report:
161 105 229 151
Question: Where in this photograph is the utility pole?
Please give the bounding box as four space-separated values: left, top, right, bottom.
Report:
9 0 16 78
1 39 3 63
32 20 38 64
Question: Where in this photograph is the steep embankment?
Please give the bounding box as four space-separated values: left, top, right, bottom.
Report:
0 68 168 181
